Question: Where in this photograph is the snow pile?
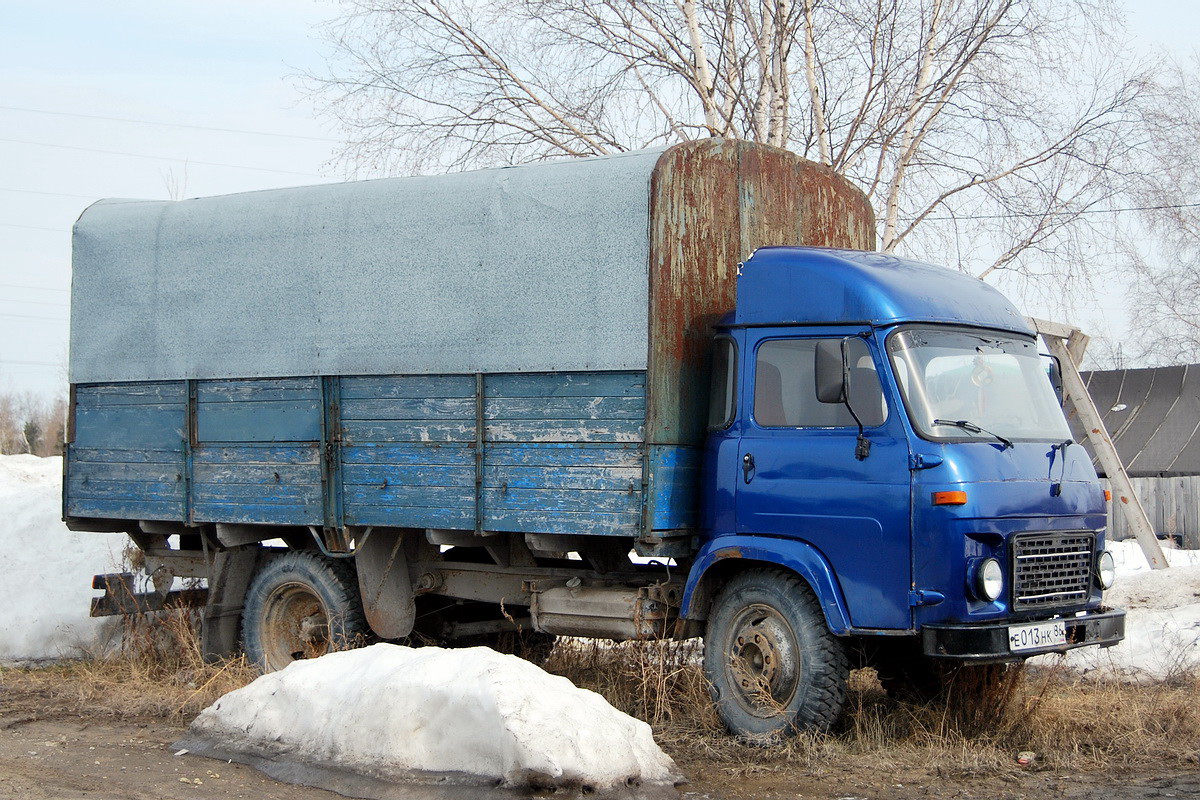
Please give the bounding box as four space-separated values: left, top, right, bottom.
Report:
0 454 127 663
1043 539 1200 679
181 643 680 794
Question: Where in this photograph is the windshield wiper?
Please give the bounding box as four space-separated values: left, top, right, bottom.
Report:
932 419 1013 450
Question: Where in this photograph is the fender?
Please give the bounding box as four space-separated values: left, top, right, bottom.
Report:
681 535 853 635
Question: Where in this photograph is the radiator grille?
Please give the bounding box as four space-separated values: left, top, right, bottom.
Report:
1012 532 1095 611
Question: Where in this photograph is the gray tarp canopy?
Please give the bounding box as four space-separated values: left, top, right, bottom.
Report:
1074 364 1200 477
70 149 665 384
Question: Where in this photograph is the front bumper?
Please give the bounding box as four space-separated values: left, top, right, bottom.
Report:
921 607 1125 662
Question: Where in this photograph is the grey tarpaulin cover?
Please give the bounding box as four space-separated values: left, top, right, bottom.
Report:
1075 364 1200 477
70 149 666 384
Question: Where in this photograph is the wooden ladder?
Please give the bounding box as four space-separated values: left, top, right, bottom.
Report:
1029 318 1168 570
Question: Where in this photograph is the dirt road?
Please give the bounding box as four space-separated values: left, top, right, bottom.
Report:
2 681 1197 800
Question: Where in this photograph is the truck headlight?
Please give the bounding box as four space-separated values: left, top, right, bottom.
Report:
1097 550 1116 590
976 558 1004 601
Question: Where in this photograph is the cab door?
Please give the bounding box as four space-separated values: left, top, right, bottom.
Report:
734 328 913 630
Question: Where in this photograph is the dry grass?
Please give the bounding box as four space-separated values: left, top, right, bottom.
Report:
544 639 1200 774
3 608 258 719
4 616 1198 777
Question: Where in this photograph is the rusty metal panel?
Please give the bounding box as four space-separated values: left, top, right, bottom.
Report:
646 140 877 448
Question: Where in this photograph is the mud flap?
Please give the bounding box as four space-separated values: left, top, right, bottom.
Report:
201 544 261 663
355 531 416 639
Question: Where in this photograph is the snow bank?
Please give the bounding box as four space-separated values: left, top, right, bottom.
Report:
1037 539 1200 679
181 643 680 794
0 454 126 663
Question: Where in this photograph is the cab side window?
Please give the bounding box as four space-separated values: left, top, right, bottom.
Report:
707 338 737 429
754 338 887 428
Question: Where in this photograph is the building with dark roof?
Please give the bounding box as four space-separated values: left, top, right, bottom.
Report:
1075 364 1200 547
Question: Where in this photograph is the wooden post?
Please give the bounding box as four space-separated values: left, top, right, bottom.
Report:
1029 318 1169 570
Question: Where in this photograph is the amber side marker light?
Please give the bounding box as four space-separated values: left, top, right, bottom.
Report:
1104 489 1112 501
932 490 968 506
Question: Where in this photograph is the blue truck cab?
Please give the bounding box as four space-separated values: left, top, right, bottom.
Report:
683 246 1122 736
65 141 1122 742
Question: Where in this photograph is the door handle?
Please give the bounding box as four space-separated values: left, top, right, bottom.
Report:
742 452 755 483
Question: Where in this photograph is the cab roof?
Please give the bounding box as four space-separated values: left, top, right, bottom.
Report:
732 247 1033 336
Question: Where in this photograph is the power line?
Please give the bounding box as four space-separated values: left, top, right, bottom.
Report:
0 105 342 144
0 358 61 367
0 297 68 308
0 222 68 233
0 312 68 323
0 137 323 177
911 201 1200 222
0 187 102 200
0 283 68 293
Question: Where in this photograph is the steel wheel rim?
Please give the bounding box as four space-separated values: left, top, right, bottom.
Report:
260 581 331 671
723 602 801 718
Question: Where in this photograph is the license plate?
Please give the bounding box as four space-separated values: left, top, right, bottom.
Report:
1007 620 1067 652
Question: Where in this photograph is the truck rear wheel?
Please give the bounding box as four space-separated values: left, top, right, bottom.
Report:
704 569 848 742
242 552 367 672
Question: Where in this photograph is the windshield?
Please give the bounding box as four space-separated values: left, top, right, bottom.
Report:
887 327 1071 443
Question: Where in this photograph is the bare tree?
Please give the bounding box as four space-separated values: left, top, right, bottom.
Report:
310 0 1154 299
0 389 67 457
1116 60 1200 366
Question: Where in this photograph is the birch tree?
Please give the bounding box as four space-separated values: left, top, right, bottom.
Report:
1118 61 1200 366
311 0 1152 293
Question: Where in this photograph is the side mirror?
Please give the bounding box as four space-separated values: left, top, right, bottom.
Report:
1043 354 1064 405
815 339 848 404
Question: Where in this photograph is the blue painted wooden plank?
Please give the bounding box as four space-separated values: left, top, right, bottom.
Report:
342 463 474 488
70 447 183 465
340 397 474 421
485 419 644 443
484 396 645 420
341 419 475 443
341 375 475 400
484 509 639 536
193 445 321 465
196 400 321 442
70 461 184 484
75 382 186 405
483 486 639 514
483 464 641 492
192 502 321 526
341 443 473 467
198 377 321 400
192 462 321 485
485 372 645 398
344 484 474 508
483 443 642 468
193 483 324 503
74 406 185 449
67 478 183 501
345 505 474 529
67 497 184 520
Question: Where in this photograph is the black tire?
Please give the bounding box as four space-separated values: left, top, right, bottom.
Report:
242 551 367 672
876 652 945 703
477 630 557 666
704 569 849 742
878 652 1020 705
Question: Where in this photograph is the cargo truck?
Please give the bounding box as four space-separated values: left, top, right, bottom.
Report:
66 140 1124 740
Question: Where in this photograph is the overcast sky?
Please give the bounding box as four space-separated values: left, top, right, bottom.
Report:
1 0 1197 398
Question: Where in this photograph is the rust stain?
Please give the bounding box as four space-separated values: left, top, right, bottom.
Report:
646 139 877 448
715 547 744 559
1120 496 1129 504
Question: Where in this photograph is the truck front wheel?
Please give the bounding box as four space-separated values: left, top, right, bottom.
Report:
704 569 848 742
242 552 368 672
